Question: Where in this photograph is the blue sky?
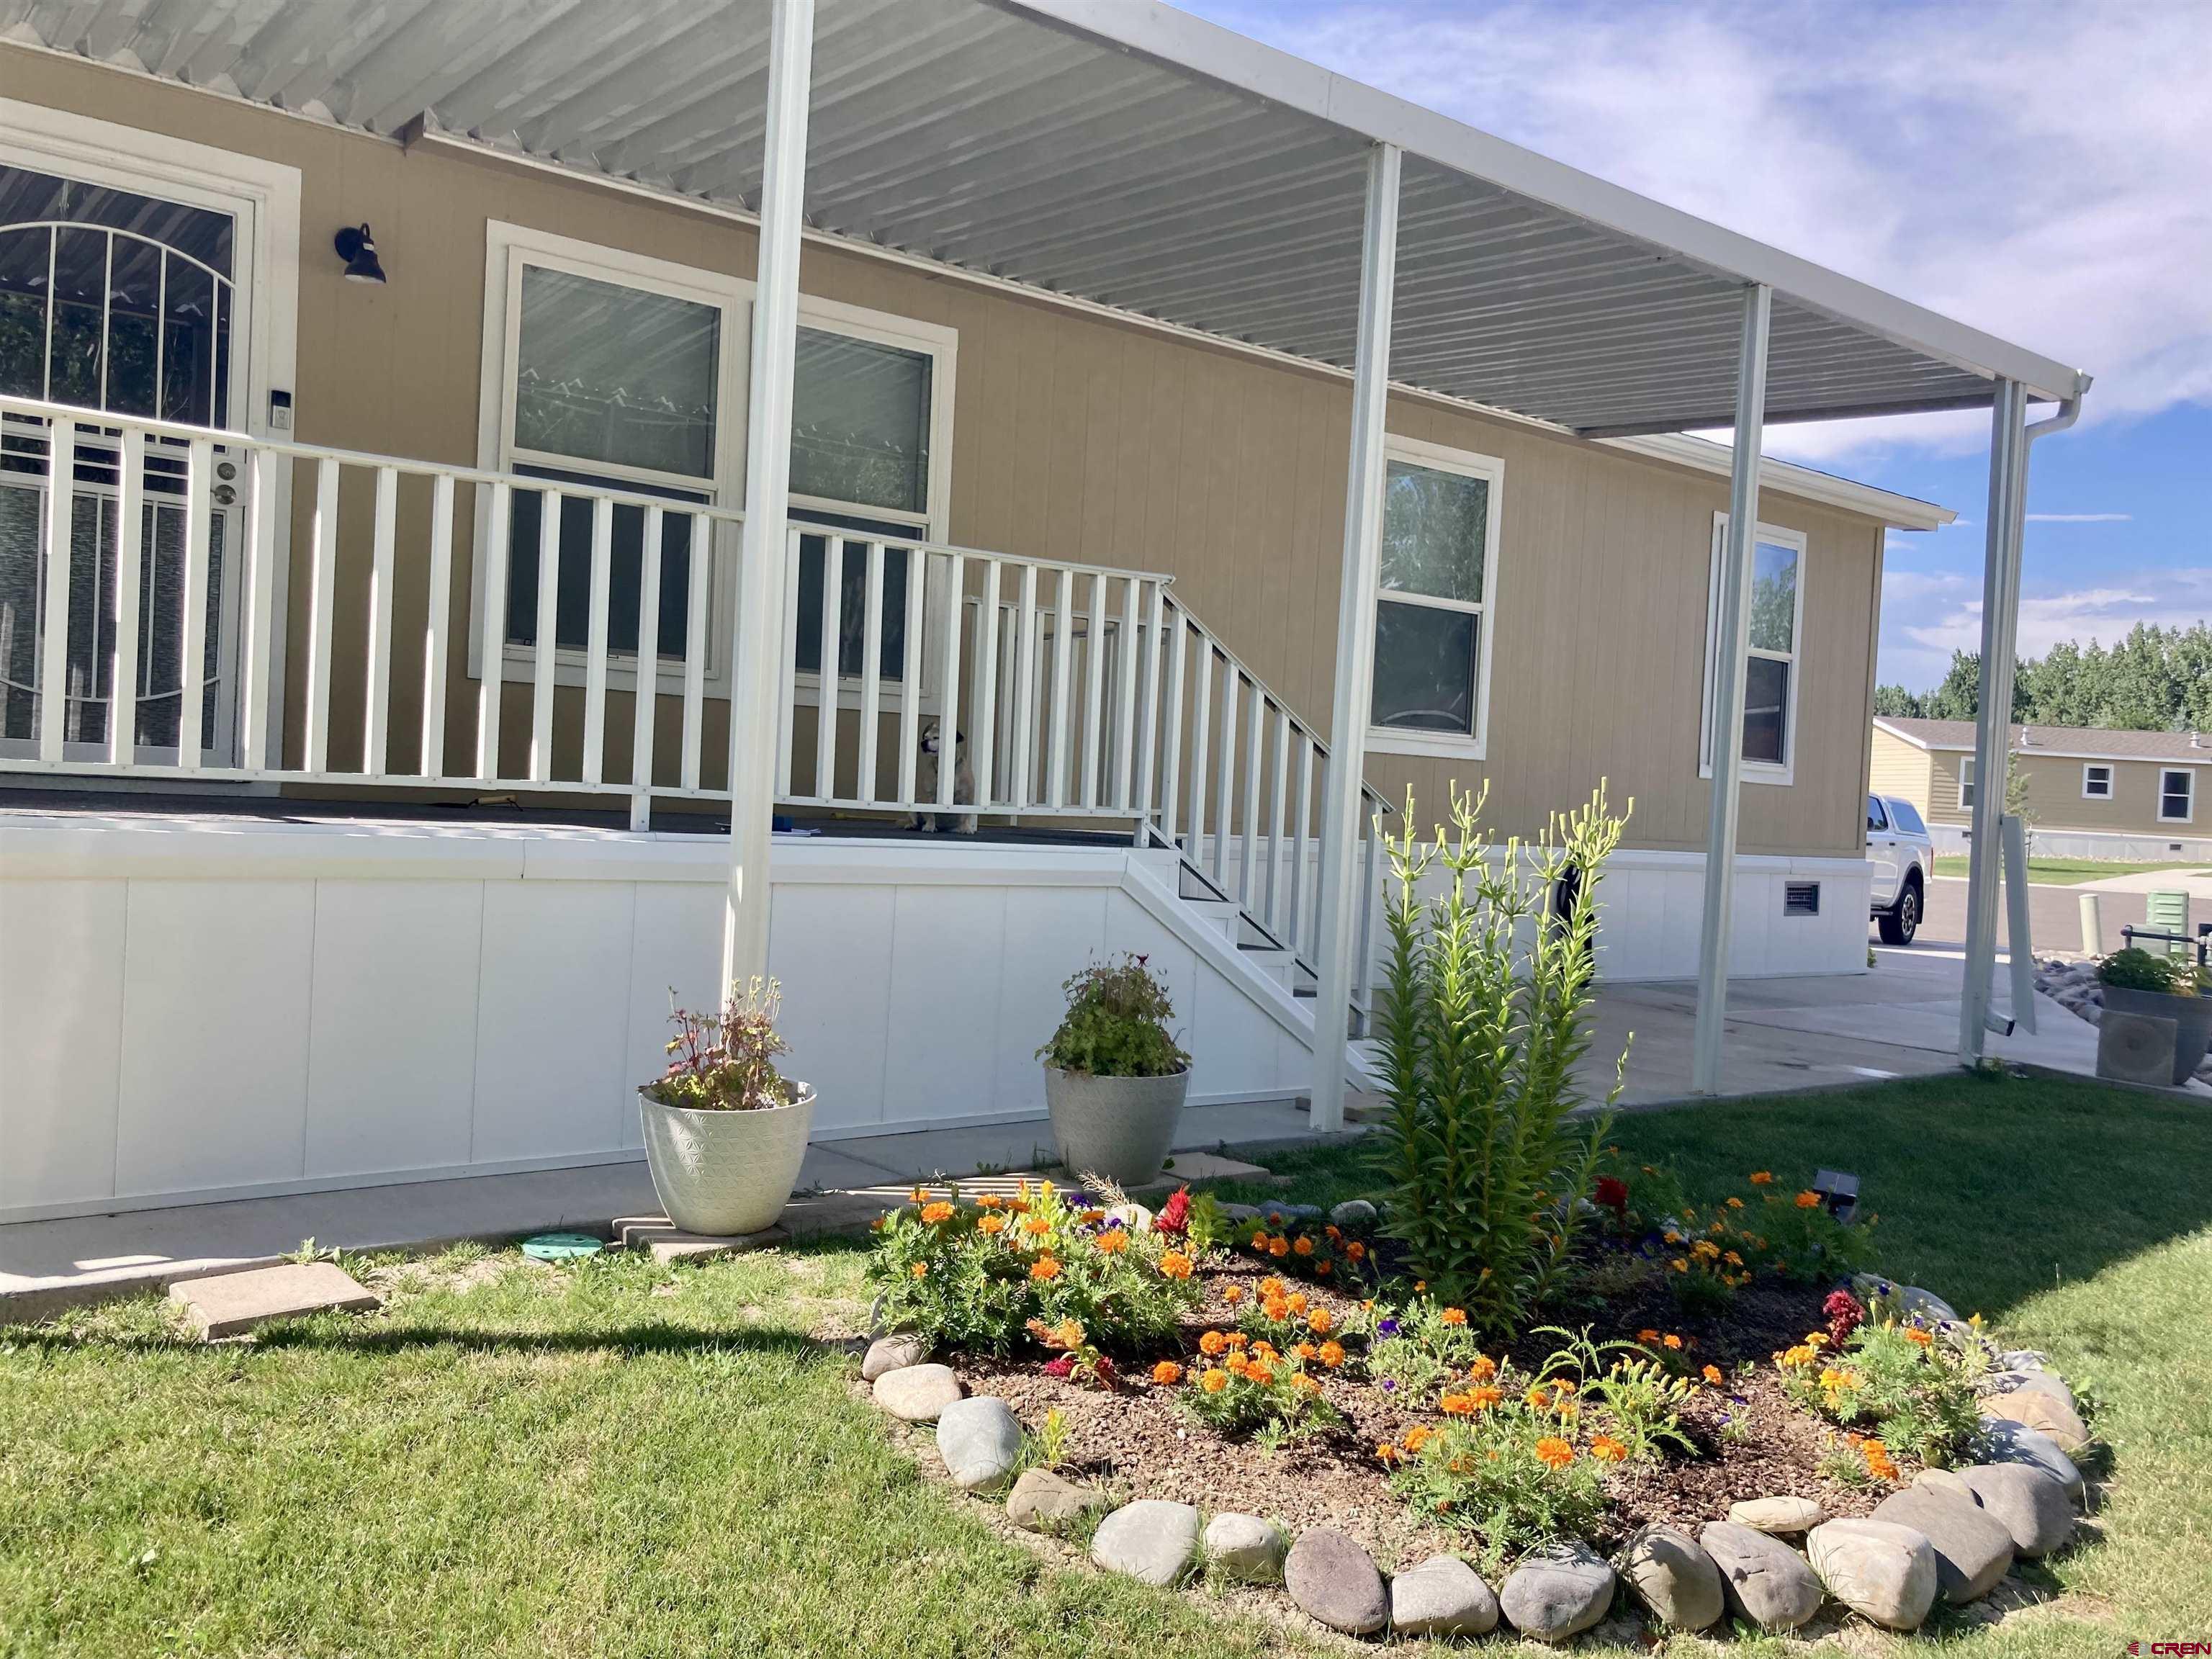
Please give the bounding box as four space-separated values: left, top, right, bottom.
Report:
1177 0 2211 693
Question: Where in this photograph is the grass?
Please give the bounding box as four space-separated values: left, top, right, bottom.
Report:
1932 854 2208 885
4 1070 2208 1655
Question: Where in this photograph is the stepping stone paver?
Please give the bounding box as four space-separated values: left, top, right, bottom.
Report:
169 1262 379 1339
613 1215 788 1263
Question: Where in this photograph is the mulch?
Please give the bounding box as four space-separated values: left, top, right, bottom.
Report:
951 1249 1885 1568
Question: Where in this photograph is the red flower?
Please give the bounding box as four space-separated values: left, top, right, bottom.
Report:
1042 1356 1075 1377
1157 1187 1192 1237
1593 1176 1629 1215
1822 1288 1866 1348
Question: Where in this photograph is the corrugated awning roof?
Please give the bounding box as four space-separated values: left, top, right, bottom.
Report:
0 0 2087 436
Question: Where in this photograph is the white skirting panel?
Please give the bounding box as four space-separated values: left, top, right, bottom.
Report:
0 818 1326 1222
1933 822 2212 863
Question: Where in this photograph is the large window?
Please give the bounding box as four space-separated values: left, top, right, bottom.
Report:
2159 768 2195 823
1701 516 1806 780
2082 763 2113 799
1367 439 1503 756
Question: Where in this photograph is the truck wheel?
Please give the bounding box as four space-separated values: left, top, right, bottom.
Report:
1878 874 1921 945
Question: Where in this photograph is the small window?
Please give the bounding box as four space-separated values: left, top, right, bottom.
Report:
1959 756 1977 809
1702 518 1805 775
1784 881 1821 917
1867 795 1889 833
1368 444 1501 752
2083 764 2113 799
2159 768 2195 823
1889 799 1928 837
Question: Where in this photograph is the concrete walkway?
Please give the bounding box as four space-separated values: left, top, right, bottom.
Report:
6 946 2184 1321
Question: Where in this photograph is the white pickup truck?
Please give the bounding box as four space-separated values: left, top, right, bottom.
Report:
1868 792 1934 945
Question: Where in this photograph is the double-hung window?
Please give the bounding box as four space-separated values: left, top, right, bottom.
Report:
1367 437 1503 757
1701 516 1806 781
2082 763 2113 799
2159 768 2195 823
1958 756 1977 809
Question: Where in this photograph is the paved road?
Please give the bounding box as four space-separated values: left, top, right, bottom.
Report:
1911 876 2151 956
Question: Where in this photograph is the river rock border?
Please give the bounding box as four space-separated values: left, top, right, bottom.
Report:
858 1273 2091 1644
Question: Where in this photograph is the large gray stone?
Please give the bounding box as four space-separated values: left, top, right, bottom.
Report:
1005 1469 1101 1534
1807 1519 1939 1631
1727 1496 1824 1535
1870 1486 2015 1603
860 1333 928 1381
872 1362 963 1422
1201 1513 1287 1584
168 1262 379 1339
935 1396 1022 1491
1979 1388 2090 1453
1390 1555 1498 1637
1499 1542 1614 1643
1984 1368 2076 1412
1960 1462 2074 1557
1284 1528 1388 1635
1091 1501 1199 1588
1699 1521 1823 1632
1913 1467 1978 1503
1977 1418 2085 1501
1618 1526 1724 1630
1328 1198 1378 1231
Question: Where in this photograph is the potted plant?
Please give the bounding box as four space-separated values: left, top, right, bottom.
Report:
1037 953 1192 1185
639 977 814 1236
2097 947 2212 1086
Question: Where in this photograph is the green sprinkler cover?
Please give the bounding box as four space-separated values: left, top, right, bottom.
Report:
521 1232 604 1262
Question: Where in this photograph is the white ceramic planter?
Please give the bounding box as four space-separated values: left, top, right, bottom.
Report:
1043 1066 1190 1186
638 1084 816 1236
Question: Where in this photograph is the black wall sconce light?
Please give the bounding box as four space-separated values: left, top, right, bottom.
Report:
334 224 387 284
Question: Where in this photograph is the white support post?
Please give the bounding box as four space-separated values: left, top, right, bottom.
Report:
1308 142 1401 1134
723 0 814 992
1689 283 1773 1095
1960 379 2029 1061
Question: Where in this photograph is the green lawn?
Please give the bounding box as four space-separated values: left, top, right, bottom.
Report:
1932 854 2208 886
4 1070 2208 1656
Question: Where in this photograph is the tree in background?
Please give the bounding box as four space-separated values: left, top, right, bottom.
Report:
1876 621 2212 732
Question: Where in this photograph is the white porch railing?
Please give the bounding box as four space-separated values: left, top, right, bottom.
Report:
1 393 1381 1020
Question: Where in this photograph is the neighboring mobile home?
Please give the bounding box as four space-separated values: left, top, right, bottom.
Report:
1871 717 2212 862
0 1 2080 1225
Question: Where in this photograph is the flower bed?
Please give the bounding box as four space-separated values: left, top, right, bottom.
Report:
860 1169 2093 1642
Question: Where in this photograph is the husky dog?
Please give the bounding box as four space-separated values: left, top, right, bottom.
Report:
910 720 978 835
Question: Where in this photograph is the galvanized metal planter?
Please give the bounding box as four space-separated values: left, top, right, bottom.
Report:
1043 1066 1190 1187
638 1084 816 1236
2101 986 2212 1087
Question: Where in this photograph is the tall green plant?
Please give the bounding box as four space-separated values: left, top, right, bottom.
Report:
1374 784 1632 1333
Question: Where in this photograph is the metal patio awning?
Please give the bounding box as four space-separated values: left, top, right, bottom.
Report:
1 0 2085 436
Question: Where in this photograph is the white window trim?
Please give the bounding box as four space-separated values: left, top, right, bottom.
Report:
1959 755 1977 809
0 96 302 765
1364 432 1504 762
2158 767 2195 824
2082 762 2113 800
1699 513 1807 786
469 224 957 700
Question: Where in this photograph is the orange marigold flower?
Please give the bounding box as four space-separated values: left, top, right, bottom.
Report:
1020 1216 1051 1237
910 1262 929 1278
920 1201 954 1224
1467 1354 1498 1382
1413 1280 1427 1294
1439 1391 1474 1416
1637 1328 1662 1345
1314 1259 1331 1276
1094 1230 1129 1254
1591 1434 1629 1464
975 1194 1003 1210
1078 1209 1106 1226
1669 1259 1689 1274
1318 1340 1346 1369
1403 1425 1434 1452
1222 1285 1244 1305
1723 1250 1744 1267
1552 1377 1578 1397
1307 1307 1335 1335
1199 1329 1229 1357
1268 1237 1290 1258
1286 1292 1308 1316
1525 1385 1550 1410
978 1214 1007 1235
1262 1297 1290 1322
1293 1341 1318 1362
1225 1332 1249 1349
1534 1437 1575 1470
1466 1385 1503 1410
1201 1369 1231 1394
1291 1374 1320 1394
1439 1307 1468 1326
909 1187 930 1204
1346 1241 1367 1262
1726 1196 1745 1209
1375 1443 1400 1465
1148 1361 1183 1387
1749 1171 1774 1185
1663 1334 1683 1351
1259 1278 1285 1298
1702 1364 1725 1385
1029 1256 1061 1282
1292 1236 1315 1256
1795 1190 1822 1210
1245 1362 1275 1385
1159 1251 1194 1280
1904 1326 1933 1346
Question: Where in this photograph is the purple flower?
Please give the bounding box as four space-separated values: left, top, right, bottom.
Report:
1377 1318 1401 1338
1380 1378 1398 1393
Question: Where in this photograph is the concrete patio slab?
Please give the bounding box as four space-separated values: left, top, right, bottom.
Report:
170 1261 379 1338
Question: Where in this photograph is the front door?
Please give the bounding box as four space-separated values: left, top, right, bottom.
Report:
0 162 249 761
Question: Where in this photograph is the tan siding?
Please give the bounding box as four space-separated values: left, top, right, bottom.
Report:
2012 752 2206 835
1869 727 1933 808
13 53 1892 858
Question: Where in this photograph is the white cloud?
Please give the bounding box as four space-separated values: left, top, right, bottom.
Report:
1187 0 2212 459
1879 567 2212 687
